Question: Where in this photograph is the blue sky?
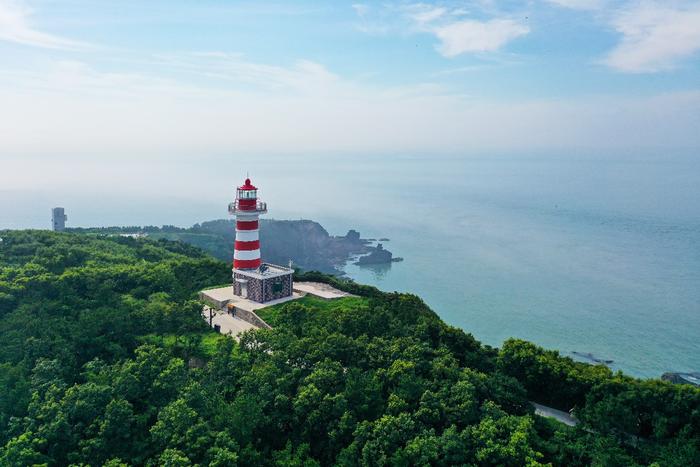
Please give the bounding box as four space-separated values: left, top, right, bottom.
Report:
1 0 699 194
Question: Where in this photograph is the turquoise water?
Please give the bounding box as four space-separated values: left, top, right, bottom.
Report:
3 154 699 377
291 156 700 379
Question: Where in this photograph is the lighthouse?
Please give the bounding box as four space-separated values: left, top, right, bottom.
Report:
230 177 265 269
228 177 293 303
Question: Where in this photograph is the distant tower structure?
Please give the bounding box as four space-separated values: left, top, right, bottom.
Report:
51 207 67 231
228 177 293 303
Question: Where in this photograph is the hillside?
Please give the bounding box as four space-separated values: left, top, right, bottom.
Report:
0 231 698 466
68 219 376 274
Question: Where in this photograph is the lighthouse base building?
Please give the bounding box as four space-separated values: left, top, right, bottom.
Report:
233 264 293 303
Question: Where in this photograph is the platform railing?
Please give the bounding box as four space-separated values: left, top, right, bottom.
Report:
229 200 267 214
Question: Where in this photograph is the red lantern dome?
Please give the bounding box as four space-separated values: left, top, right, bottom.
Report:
239 178 257 191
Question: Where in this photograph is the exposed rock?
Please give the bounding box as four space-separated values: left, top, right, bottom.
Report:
345 229 361 242
662 372 700 387
571 351 614 365
356 243 393 265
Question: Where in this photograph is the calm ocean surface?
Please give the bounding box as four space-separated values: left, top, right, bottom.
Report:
3 155 699 378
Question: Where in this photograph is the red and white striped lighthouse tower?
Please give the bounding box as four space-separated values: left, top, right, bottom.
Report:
228 177 267 270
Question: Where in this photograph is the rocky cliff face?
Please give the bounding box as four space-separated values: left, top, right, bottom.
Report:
69 219 391 274
661 372 700 387
148 219 374 274
259 220 369 273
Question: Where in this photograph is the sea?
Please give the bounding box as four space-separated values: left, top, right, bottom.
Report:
2 154 699 378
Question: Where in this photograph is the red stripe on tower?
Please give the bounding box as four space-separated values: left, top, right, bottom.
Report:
235 240 260 250
234 258 261 269
236 220 258 230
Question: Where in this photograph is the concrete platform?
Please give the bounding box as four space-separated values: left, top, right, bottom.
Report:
202 306 258 341
293 282 354 300
199 286 236 309
200 286 302 338
199 281 352 339
200 286 301 312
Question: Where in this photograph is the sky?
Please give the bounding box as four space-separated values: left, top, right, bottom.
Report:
1 0 699 218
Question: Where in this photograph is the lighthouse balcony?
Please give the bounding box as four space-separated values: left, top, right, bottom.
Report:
228 200 267 215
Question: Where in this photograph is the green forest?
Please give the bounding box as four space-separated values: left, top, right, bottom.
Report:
0 231 698 466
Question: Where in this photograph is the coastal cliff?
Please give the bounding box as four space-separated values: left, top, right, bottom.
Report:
68 219 384 274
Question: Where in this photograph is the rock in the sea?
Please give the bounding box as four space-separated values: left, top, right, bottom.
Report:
662 372 700 386
356 243 393 265
345 229 361 242
571 351 613 365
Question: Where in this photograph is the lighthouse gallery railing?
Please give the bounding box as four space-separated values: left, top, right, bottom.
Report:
229 200 267 214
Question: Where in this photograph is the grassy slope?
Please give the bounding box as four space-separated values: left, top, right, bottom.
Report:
256 295 370 325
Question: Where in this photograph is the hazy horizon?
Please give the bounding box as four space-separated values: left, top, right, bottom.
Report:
2 1 700 193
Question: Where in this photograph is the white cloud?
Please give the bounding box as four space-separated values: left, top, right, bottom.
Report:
351 2 529 57
352 3 369 18
604 2 700 73
0 57 698 164
545 0 605 10
149 53 339 95
433 18 529 56
0 0 87 49
400 3 529 57
405 4 447 25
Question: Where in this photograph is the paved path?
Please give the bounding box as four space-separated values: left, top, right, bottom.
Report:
531 402 578 427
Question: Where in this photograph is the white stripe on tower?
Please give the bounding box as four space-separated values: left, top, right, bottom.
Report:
234 249 261 260
235 230 259 241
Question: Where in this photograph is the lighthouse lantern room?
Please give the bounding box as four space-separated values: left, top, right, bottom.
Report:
228 177 293 303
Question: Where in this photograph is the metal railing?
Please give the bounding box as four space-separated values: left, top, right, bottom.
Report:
228 200 267 214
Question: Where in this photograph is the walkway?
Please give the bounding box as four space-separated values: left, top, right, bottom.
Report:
531 402 578 427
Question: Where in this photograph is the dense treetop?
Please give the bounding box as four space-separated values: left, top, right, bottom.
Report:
0 231 698 466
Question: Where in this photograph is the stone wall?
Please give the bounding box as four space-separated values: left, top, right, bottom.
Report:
233 271 293 303
199 290 231 309
226 304 272 329
260 273 293 302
